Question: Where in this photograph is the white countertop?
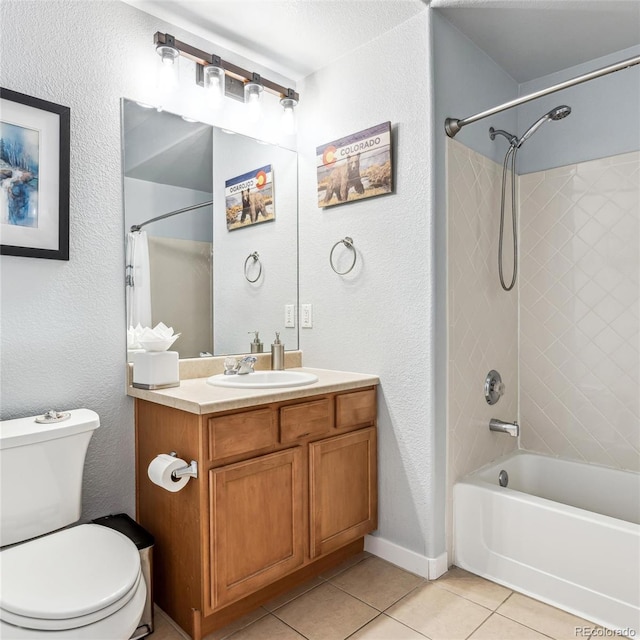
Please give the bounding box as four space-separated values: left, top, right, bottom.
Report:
127 367 379 415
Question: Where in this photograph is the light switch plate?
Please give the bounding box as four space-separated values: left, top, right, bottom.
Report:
285 304 295 328
301 304 313 328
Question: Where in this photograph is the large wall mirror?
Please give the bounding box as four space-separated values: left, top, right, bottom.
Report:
121 99 298 359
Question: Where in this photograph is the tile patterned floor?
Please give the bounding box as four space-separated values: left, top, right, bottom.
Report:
152 554 603 640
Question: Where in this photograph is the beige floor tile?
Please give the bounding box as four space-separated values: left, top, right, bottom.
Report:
153 607 190 640
273 582 378 640
348 614 429 639
202 607 269 640
386 582 491 640
330 556 424 610
435 567 512 610
497 593 596 640
227 614 306 639
469 613 553 639
262 576 325 611
320 550 371 580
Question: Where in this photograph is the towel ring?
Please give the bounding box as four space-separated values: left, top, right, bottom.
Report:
244 251 262 283
330 237 357 275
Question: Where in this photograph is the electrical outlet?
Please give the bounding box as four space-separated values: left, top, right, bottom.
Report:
285 304 295 328
301 304 313 328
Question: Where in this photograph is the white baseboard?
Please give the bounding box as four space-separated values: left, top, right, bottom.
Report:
364 535 448 580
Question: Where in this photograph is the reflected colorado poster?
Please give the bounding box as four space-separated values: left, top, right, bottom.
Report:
225 165 274 231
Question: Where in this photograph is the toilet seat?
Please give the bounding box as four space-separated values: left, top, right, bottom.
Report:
0 524 141 631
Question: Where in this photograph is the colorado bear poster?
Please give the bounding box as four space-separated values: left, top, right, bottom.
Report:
225 165 274 231
316 122 392 208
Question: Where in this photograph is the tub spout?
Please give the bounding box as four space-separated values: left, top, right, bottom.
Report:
489 418 519 437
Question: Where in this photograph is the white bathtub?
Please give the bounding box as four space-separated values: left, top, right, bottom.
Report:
454 451 640 634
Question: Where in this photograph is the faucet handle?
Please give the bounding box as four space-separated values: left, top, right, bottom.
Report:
223 356 238 375
237 355 258 374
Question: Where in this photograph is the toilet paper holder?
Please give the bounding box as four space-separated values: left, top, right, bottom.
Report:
168 451 198 480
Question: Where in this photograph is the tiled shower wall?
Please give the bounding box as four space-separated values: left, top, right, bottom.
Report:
448 143 639 484
519 152 640 471
447 139 519 488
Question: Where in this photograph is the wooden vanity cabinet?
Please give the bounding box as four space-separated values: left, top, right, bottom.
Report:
135 386 377 640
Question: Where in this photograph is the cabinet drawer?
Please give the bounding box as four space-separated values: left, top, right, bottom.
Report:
335 389 376 429
280 398 331 443
208 408 276 460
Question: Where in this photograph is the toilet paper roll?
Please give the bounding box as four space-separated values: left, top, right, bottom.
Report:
147 454 190 492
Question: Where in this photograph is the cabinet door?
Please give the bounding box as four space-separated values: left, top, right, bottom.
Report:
309 427 377 558
209 448 304 608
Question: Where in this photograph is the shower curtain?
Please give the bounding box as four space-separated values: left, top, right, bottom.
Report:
126 230 152 329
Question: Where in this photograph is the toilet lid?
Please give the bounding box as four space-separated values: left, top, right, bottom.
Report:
0 524 141 621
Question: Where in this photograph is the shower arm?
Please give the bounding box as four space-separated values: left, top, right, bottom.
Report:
445 54 640 138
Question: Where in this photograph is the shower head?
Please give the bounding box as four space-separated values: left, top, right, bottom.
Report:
516 105 571 148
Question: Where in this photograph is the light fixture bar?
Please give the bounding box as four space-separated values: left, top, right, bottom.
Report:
154 32 299 102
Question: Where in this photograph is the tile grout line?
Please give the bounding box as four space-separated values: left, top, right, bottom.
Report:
272 611 313 640
493 611 557 639
429 576 511 612
494 593 575 640
343 613 383 640
327 574 428 614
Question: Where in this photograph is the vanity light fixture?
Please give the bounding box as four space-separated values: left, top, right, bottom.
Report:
154 32 299 121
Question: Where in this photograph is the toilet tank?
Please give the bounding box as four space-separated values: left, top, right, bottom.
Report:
0 409 100 547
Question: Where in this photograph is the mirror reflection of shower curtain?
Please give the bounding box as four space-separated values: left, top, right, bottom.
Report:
126 231 152 328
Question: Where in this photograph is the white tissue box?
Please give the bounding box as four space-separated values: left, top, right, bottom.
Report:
132 351 180 389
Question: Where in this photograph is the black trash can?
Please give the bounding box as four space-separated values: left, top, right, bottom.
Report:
93 514 154 639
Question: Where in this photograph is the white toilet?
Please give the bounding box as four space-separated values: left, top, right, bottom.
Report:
0 409 146 639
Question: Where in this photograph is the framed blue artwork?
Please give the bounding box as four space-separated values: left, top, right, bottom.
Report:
0 88 70 260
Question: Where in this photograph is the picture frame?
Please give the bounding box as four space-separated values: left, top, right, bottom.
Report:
317 122 392 208
224 164 275 231
0 88 70 260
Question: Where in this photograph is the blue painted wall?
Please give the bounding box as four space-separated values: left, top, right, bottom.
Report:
516 45 640 174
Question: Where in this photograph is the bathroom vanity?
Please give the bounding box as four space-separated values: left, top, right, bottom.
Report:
130 367 378 639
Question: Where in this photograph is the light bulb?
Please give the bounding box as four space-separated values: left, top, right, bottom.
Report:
204 64 225 109
244 81 263 123
280 97 297 135
156 44 179 92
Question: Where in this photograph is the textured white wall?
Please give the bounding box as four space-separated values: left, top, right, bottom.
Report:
0 0 294 522
297 10 440 558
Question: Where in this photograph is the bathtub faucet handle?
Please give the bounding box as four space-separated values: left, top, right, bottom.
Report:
484 370 505 405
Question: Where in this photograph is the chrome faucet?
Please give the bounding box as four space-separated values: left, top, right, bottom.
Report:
236 356 257 375
223 355 258 375
489 418 519 437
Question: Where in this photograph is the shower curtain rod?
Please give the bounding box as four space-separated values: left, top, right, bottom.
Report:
130 200 213 232
445 54 640 138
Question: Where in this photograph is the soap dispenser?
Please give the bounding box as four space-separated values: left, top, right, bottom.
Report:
248 331 263 353
271 332 285 370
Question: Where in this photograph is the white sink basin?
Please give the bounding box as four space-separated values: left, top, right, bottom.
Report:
206 370 319 389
